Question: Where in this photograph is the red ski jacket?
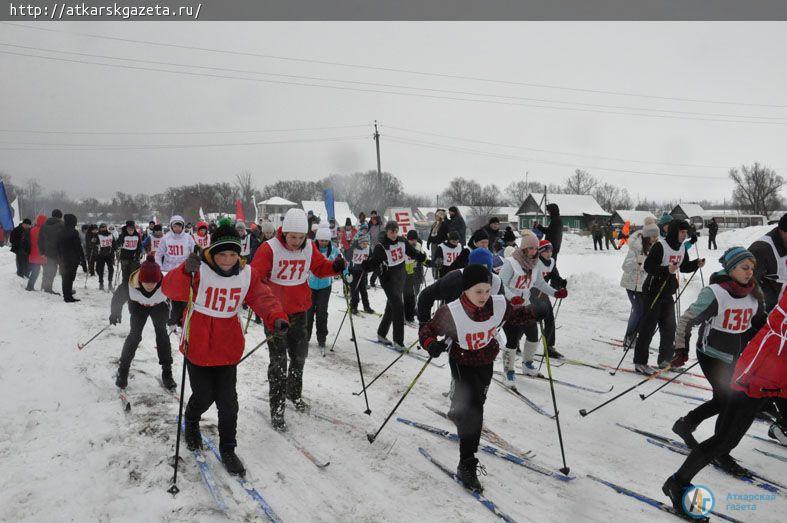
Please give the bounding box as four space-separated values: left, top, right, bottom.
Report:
250 229 339 315
28 215 47 264
732 289 787 399
162 256 287 367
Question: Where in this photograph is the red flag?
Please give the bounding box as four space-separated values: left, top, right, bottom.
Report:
235 199 246 222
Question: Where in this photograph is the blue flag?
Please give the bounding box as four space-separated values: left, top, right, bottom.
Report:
0 181 14 230
324 188 336 222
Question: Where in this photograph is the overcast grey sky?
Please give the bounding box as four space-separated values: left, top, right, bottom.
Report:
1 21 786 204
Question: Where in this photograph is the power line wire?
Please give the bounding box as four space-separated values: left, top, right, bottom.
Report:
2 21 784 110
0 124 369 135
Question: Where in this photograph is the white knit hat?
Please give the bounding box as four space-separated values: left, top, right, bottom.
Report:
235 220 246 231
260 221 275 235
519 230 539 249
282 208 309 234
170 215 185 226
315 226 332 241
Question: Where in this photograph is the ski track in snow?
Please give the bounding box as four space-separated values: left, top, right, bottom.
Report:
0 226 783 522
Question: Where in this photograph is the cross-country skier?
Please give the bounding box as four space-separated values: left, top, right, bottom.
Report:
404 229 428 327
633 219 705 375
156 215 196 334
109 254 176 390
620 219 660 347
669 247 765 476
117 220 143 285
362 220 427 350
193 221 210 250
251 208 345 431
142 224 164 257
94 223 116 291
435 230 469 278
307 225 338 349
532 239 569 358
163 220 288 476
663 282 787 521
347 231 374 315
418 263 544 492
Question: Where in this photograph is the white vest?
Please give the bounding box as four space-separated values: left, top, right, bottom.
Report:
267 237 313 286
538 257 554 280
708 284 758 334
448 295 506 351
659 238 686 267
759 234 787 284
505 257 534 296
149 237 162 254
128 284 167 307
440 243 463 266
122 234 139 251
384 241 406 267
98 234 114 249
192 262 251 318
193 233 210 249
240 235 251 257
352 246 369 265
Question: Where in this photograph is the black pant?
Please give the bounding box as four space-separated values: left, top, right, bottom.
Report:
634 294 675 365
593 236 603 250
119 301 172 369
675 392 767 484
378 281 405 345
26 263 41 290
42 256 58 291
267 312 309 418
88 250 97 275
168 300 187 327
403 273 421 322
95 255 114 286
307 287 331 344
15 252 28 277
369 267 379 287
605 235 616 250
684 352 734 427
449 359 493 459
708 237 717 250
503 320 538 348
531 291 555 347
60 263 78 300
119 258 139 284
185 361 239 450
350 269 371 310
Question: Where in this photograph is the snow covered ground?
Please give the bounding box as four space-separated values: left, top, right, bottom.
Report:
0 225 783 522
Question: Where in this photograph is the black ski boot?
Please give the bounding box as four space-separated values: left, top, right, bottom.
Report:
363 307 376 314
290 396 309 413
672 417 699 449
662 475 708 522
317 339 326 350
184 420 202 451
220 447 245 476
99 282 104 291
713 454 751 477
115 365 129 389
547 347 564 359
456 456 485 493
271 414 288 432
161 365 177 391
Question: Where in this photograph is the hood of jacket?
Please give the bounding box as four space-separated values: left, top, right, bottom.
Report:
63 214 78 229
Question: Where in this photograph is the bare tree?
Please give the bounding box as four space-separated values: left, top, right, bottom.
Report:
593 184 632 213
564 169 598 195
729 163 784 219
235 170 257 221
468 183 503 218
504 179 545 207
442 177 480 205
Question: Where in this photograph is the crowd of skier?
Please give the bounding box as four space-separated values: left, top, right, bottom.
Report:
6 203 787 521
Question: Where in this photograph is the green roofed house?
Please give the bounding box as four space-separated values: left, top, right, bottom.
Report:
515 193 610 231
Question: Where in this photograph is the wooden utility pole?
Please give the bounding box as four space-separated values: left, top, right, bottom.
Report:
374 121 382 186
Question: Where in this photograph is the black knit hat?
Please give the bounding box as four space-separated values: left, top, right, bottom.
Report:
125 220 135 228
210 218 241 254
779 213 787 232
462 264 492 291
448 231 460 242
406 229 419 240
385 220 399 232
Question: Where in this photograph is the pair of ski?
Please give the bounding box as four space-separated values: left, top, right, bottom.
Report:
491 376 554 418
617 423 786 495
253 406 332 468
363 337 446 367
492 370 613 394
598 364 712 391
400 416 574 482
339 308 383 318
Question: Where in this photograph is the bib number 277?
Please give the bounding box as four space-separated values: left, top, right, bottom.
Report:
276 259 307 280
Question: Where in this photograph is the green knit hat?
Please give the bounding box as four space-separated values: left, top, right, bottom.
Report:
209 217 241 254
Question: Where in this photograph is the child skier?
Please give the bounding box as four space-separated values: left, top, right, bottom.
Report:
110 254 177 390
347 232 374 315
435 230 469 278
143 224 164 257
117 220 143 284
634 220 705 375
663 277 787 520
669 247 765 475
418 264 544 492
162 220 288 476
404 229 428 327
94 223 117 291
193 221 210 250
156 215 197 333
362 220 427 350
251 208 345 430
532 239 569 359
307 226 338 348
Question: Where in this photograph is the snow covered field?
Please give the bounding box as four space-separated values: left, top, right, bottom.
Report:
0 226 783 522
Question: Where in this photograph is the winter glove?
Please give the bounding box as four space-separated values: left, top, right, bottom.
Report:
184 252 201 274
554 288 568 299
510 296 525 307
332 256 346 273
670 350 688 369
530 299 550 321
697 258 706 268
109 313 121 325
425 339 448 359
274 318 289 334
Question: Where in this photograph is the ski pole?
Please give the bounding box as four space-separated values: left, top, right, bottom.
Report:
639 361 701 401
609 278 668 376
169 249 198 496
83 270 89 289
540 320 570 475
238 333 276 364
341 275 371 415
327 270 367 355
367 355 433 444
243 308 253 335
674 268 698 304
579 364 673 418
538 297 562 373
353 340 419 396
76 324 111 350
695 244 705 287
